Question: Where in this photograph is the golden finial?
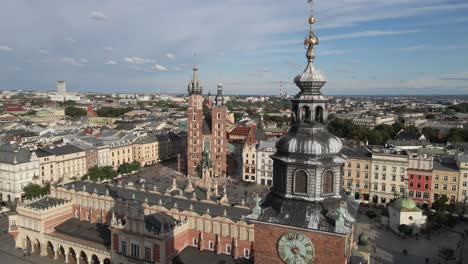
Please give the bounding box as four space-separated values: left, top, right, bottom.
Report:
309 16 315 24
304 15 319 61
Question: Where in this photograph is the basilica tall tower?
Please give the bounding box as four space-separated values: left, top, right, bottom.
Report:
186 66 227 178
248 14 359 264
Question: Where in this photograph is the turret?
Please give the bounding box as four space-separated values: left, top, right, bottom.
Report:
188 65 203 95
214 83 224 107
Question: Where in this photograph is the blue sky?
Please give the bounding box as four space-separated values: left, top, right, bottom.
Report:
1 0 468 95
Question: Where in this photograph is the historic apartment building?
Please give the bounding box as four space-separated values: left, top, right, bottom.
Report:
186 67 227 178
456 153 468 203
369 149 408 204
105 140 133 170
432 158 460 203
342 147 372 201
133 134 159 166
407 151 433 206
0 144 40 202
37 144 86 183
255 140 276 186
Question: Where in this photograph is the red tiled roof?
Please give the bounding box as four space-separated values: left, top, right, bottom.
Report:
5 105 25 112
229 126 250 135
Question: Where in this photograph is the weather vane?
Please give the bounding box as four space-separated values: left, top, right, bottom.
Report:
308 0 314 16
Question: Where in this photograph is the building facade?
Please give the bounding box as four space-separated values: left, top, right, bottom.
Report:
37 144 86 183
342 147 372 202
456 153 468 203
432 159 460 203
255 140 276 186
407 151 433 206
186 67 227 178
0 144 39 202
369 150 408 204
133 134 159 166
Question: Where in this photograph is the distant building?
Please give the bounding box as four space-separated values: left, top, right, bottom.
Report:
36 144 86 183
352 115 397 129
242 124 266 183
387 188 426 234
186 66 227 178
342 147 372 202
56 80 67 95
455 153 468 203
407 151 433 206
432 158 460 203
0 144 39 202
255 140 276 186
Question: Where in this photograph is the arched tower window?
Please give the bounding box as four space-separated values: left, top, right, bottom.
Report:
300 106 311 124
294 169 308 194
315 106 324 123
322 170 334 194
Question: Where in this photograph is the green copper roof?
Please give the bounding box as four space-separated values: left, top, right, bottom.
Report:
392 197 421 212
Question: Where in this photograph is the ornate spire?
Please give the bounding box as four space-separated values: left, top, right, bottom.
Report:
294 15 326 95
188 65 203 95
215 83 224 107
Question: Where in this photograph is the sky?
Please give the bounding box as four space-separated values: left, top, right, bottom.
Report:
1 0 468 95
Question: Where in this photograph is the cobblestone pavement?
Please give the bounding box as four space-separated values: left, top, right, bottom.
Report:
354 207 467 264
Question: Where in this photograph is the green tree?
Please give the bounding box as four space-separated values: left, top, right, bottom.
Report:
97 107 133 117
82 166 118 182
118 161 141 174
65 106 87 117
23 183 49 200
398 224 413 236
438 247 456 261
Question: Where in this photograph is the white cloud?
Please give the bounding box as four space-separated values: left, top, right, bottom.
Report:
90 11 108 21
39 49 49 54
166 53 175 59
152 64 168 71
106 60 117 65
124 57 151 64
0 45 13 52
400 44 468 52
64 37 76 43
62 58 83 66
104 46 113 51
321 30 420 41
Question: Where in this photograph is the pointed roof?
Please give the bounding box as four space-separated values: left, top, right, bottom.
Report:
188 65 202 95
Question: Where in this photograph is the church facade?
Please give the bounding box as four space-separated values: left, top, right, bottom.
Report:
186 66 228 178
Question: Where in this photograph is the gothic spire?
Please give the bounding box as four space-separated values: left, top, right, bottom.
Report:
188 65 203 95
215 83 224 107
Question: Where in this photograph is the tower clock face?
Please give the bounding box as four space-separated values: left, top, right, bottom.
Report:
277 232 314 264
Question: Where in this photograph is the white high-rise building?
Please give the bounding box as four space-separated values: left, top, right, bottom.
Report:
56 80 67 95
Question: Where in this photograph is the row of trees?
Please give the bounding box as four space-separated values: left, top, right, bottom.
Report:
65 106 135 118
328 116 468 144
81 161 141 182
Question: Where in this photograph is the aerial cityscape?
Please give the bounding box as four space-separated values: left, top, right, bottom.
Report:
0 1 468 264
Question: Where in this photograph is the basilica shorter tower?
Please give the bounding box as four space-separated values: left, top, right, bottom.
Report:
186 66 227 178
248 15 359 264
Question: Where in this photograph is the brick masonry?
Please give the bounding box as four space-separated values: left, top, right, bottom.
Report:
254 222 347 264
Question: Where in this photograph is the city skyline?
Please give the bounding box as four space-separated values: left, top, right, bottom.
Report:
1 0 468 95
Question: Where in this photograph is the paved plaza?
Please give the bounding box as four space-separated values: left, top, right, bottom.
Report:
354 207 468 264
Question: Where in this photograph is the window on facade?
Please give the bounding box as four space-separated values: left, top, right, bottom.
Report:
226 245 231 254
365 164 369 170
373 184 378 190
322 170 334 194
347 163 351 168
365 173 369 179
392 167 396 173
424 184 429 189
434 183 439 190
356 181 360 188
144 247 151 261
209 241 214 250
121 241 127 255
244 249 250 258
463 181 467 187
364 182 369 189
417 183 421 188
410 182 414 188
452 185 456 191
356 172 360 178
409 191 414 197
425 176 429 181
374 165 379 171
294 170 308 194
356 163 361 169
417 175 421 180
131 243 139 258
381 185 386 191
423 192 429 199
443 184 447 190
443 176 448 181
416 191 422 198
193 238 198 246
391 186 396 192
347 171 351 177
392 175 396 181
452 177 457 182
374 173 378 180
382 174 386 180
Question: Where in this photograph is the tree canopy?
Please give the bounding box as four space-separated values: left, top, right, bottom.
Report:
82 166 118 182
65 106 87 117
23 183 49 200
118 161 141 174
97 107 134 117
